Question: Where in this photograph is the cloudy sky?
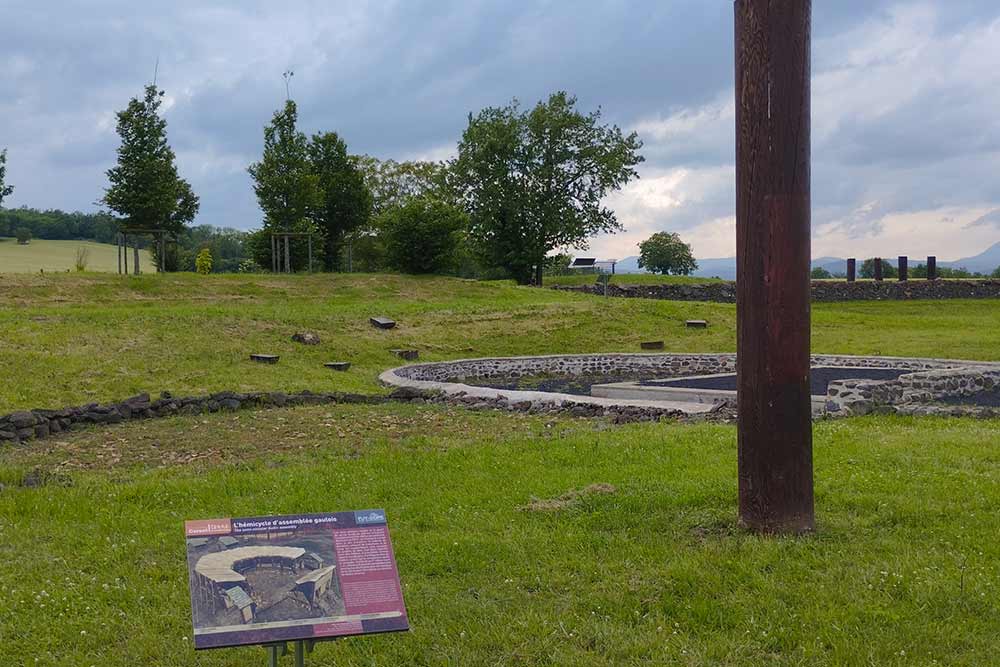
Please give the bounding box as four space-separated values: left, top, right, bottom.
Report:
3 0 999 261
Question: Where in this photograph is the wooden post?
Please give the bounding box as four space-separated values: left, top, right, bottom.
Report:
117 234 122 274
846 258 856 282
308 235 313 273
874 257 883 282
285 234 291 273
735 0 814 533
898 255 907 282
123 233 129 274
927 256 937 280
133 241 140 275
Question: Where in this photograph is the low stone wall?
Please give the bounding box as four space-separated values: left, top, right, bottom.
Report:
552 279 1000 303
0 390 386 444
827 367 1000 417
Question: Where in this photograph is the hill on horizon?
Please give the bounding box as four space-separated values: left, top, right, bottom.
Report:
612 241 1000 279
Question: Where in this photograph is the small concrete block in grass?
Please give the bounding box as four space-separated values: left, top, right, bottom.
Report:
640 341 665 350
370 316 396 330
324 362 351 371
685 320 708 328
250 354 279 364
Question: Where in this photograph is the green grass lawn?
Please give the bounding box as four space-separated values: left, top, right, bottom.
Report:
0 237 153 273
1 405 998 666
1 272 998 410
2 273 1000 664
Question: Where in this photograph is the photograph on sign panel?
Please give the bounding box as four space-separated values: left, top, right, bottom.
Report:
186 531 343 633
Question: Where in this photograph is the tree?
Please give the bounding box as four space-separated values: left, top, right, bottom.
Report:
102 85 199 245
309 132 372 271
859 258 897 279
810 266 832 279
195 248 213 274
450 91 643 285
0 148 13 207
354 156 447 217
248 100 320 270
637 232 698 275
992 266 1000 279
15 227 31 245
381 197 467 274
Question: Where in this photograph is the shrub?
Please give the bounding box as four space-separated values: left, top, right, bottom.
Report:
74 247 90 272
195 248 213 274
810 267 832 279
15 227 31 244
381 197 467 274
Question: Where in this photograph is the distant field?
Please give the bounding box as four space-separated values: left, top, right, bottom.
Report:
0 237 153 273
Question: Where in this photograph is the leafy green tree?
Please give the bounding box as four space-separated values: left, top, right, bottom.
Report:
354 156 447 217
992 266 1000 279
450 91 643 285
638 232 698 275
195 247 213 274
15 227 31 244
309 132 372 271
381 197 467 274
0 148 13 207
248 100 320 270
859 258 897 279
102 85 199 250
810 266 832 279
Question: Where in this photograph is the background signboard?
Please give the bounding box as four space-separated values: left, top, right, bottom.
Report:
184 511 408 650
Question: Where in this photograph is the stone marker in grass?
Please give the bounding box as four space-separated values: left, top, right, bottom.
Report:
686 320 708 328
250 354 279 364
391 349 419 361
291 331 321 345
370 316 396 330
324 362 351 371
640 341 665 350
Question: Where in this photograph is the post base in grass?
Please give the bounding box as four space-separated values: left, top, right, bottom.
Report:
251 354 280 364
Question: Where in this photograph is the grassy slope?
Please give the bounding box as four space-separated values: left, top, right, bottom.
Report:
1 273 999 410
0 406 998 666
0 237 153 273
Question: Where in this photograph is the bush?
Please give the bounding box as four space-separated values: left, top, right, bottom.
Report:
74 247 89 272
993 266 1000 279
381 198 467 274
195 248 213 274
15 227 31 244
859 258 897 279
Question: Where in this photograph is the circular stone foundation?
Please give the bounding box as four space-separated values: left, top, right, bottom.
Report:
380 353 1000 417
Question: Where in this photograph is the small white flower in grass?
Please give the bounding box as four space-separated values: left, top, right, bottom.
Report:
80 630 87 635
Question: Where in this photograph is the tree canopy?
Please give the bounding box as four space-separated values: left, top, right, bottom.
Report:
0 149 13 207
102 85 199 239
637 231 698 275
309 132 372 271
450 91 643 285
247 100 321 269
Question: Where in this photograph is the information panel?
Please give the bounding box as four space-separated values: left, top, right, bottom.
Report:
184 511 408 650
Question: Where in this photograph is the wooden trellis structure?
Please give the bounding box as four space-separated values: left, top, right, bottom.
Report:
270 231 314 273
117 228 170 274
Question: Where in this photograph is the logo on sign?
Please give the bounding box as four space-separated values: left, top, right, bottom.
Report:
355 510 386 525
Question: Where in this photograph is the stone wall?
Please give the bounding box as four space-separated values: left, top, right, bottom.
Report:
552 279 1000 303
0 390 386 444
826 367 1000 417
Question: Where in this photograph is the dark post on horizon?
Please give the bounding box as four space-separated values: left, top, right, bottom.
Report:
735 0 814 533
898 256 908 281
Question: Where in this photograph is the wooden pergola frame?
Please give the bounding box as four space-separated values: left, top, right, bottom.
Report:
117 228 171 275
270 231 314 273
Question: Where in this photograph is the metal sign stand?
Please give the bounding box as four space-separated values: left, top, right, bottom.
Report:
266 639 316 666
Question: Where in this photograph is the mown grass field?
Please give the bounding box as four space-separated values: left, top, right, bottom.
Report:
1 273 999 665
1 406 998 666
545 273 724 286
0 237 153 273
1 272 999 410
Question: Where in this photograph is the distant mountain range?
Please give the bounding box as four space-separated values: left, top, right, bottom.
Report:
613 241 1000 279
